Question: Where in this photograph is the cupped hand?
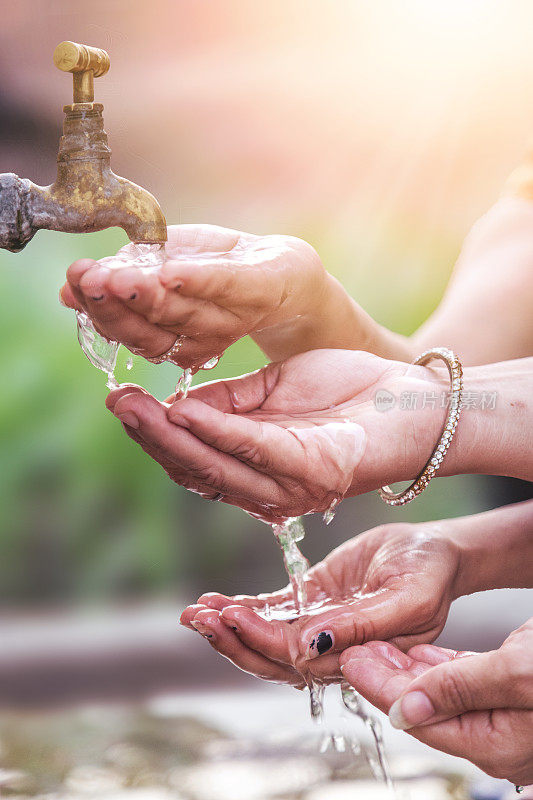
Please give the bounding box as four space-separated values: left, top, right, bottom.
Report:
180 521 462 688
60 224 325 369
105 349 451 521
341 618 533 785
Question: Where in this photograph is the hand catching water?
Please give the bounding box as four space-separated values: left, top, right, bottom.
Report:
105 349 532 520
340 618 533 785
60 224 329 369
180 521 462 687
104 348 474 520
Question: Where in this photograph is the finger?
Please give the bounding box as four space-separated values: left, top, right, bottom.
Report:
110 391 285 506
78 265 176 358
184 363 279 413
299 588 422 661
159 257 270 309
340 643 417 710
220 605 291 664
167 397 305 476
105 384 151 413
386 648 522 731
197 593 237 611
165 224 242 254
407 644 473 666
66 257 98 288
190 609 302 686
107 395 273 513
60 282 83 311
180 603 210 630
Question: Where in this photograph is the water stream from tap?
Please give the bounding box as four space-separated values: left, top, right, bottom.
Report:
264 514 395 793
75 243 204 394
271 517 309 612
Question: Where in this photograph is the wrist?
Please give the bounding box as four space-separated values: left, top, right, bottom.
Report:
351 357 533 495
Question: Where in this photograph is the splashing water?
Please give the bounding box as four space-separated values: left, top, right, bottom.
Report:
308 679 325 723
75 243 167 389
264 512 395 793
201 355 220 370
322 497 340 525
76 311 120 389
271 517 309 612
175 367 193 399
341 681 395 792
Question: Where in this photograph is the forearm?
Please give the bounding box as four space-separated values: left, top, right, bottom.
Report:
411 197 533 366
352 357 533 494
444 500 533 597
252 272 413 362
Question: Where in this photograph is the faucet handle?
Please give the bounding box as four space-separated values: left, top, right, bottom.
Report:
53 41 110 104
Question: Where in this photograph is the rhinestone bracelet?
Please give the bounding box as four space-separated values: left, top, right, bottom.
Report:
379 347 463 507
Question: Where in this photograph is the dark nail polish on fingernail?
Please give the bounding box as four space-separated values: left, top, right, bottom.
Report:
129 293 137 300
92 294 104 301
308 630 333 658
231 626 238 632
191 621 214 639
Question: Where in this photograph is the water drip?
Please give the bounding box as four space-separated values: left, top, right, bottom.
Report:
74 243 166 388
175 367 193 399
322 497 340 525
201 355 220 370
76 310 119 388
308 680 325 723
271 517 309 611
341 682 395 792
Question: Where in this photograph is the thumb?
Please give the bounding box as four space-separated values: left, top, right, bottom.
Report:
299 587 424 660
181 362 281 413
388 649 519 730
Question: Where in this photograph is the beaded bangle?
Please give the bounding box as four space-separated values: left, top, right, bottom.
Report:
379 347 463 507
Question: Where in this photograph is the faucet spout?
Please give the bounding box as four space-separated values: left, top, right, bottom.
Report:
0 101 167 252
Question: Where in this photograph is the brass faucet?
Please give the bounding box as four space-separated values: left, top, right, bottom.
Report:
0 41 167 252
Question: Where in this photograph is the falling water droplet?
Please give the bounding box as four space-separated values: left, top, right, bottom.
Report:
341 682 395 792
126 356 133 371
308 680 325 723
175 368 193 399
323 497 340 525
271 517 309 611
76 310 120 389
74 243 167 387
201 355 220 370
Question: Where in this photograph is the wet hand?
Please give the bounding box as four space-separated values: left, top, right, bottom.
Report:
179 521 461 688
105 349 453 521
60 224 325 369
340 618 533 785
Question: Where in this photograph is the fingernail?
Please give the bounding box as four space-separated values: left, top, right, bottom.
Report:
116 411 140 429
91 294 104 301
389 691 434 730
191 620 214 639
307 630 334 659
